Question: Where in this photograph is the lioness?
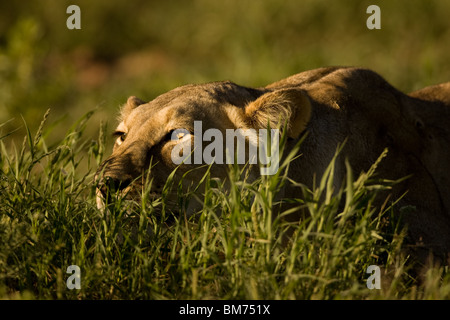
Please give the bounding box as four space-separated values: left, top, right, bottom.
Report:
96 67 450 264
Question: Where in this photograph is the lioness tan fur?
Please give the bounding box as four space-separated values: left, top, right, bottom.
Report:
96 67 450 264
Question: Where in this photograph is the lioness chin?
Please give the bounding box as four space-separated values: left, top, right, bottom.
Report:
96 67 450 265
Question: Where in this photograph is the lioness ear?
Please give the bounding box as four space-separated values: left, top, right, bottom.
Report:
120 96 146 119
127 96 146 109
244 88 311 139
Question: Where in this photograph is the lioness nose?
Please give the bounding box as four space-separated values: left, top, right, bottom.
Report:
97 176 131 198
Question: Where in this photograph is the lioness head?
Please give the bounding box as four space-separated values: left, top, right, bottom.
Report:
95 81 312 214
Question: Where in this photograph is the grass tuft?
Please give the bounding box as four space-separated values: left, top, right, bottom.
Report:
0 111 449 299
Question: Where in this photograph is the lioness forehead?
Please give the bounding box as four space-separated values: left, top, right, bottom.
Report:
153 81 262 105
118 81 263 129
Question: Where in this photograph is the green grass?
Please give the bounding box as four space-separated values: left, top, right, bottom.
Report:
1 112 449 300
1 0 450 300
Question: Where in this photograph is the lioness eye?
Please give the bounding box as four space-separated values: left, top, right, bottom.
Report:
176 132 185 139
113 131 127 145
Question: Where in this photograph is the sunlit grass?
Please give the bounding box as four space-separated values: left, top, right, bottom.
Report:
1 112 449 300
1 0 450 300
